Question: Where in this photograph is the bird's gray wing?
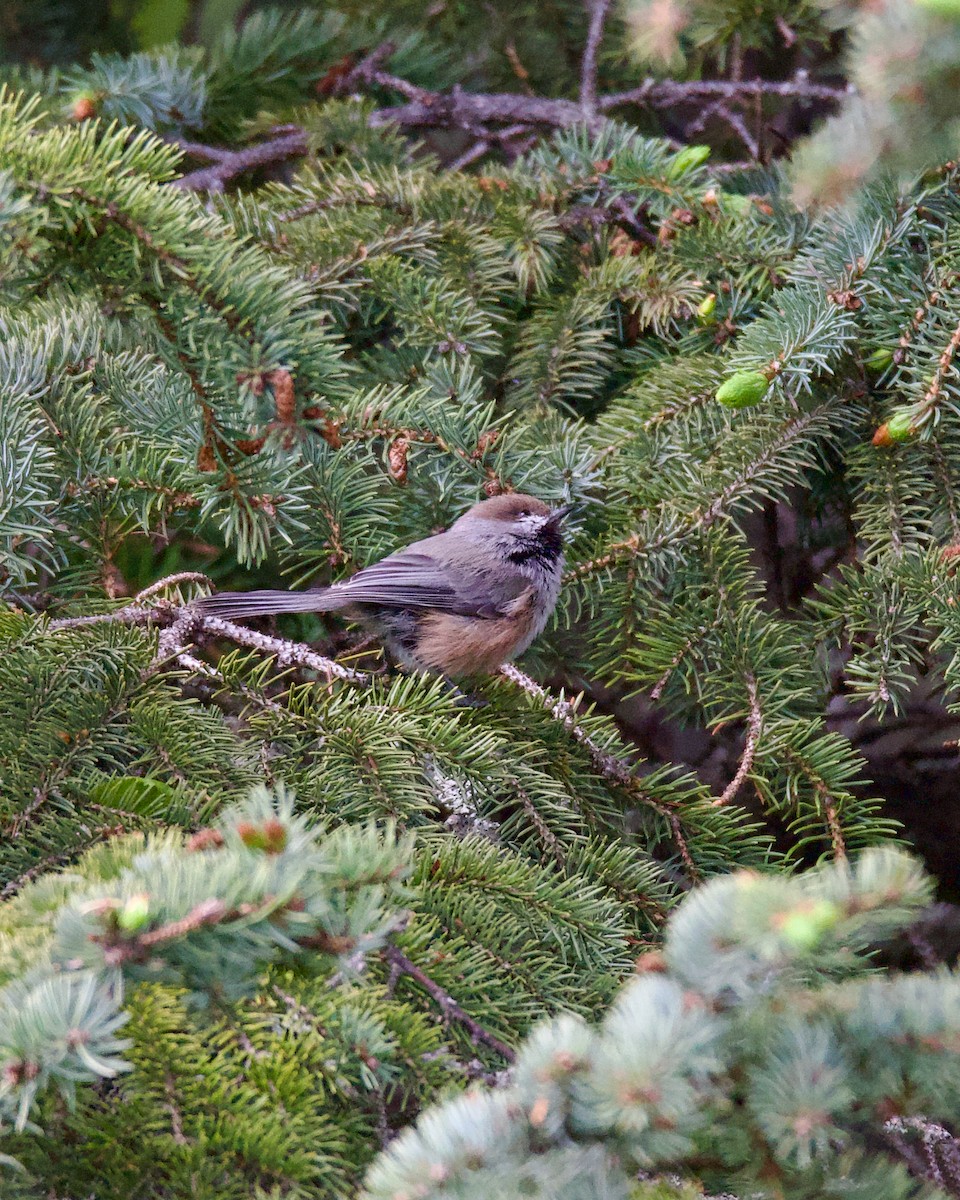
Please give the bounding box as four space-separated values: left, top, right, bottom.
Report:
196 540 530 622
327 548 518 617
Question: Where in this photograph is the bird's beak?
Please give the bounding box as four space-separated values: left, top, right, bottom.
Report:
544 503 574 529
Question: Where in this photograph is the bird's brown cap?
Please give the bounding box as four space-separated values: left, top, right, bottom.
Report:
456 493 552 524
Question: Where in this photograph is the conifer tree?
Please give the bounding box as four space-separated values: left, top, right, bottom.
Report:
2 1 960 1196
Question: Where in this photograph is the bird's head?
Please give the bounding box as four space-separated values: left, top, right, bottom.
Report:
454 493 572 565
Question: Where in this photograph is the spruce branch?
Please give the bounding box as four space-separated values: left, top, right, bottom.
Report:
781 745 849 860
580 0 612 116
649 607 727 702
168 70 850 190
920 311 960 420
46 576 367 684
930 441 960 543
597 73 852 112
713 672 762 806
188 614 369 684
500 663 699 880
382 944 516 1062
172 128 308 192
568 404 837 581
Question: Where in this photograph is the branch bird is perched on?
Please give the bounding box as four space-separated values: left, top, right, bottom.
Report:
197 494 571 678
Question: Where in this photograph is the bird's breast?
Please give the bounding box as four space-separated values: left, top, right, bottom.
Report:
412 586 542 677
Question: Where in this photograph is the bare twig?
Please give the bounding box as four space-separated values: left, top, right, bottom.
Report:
156 605 202 665
500 663 633 785
447 139 493 171
138 898 228 947
598 73 852 112
580 0 612 115
500 663 699 880
884 1116 960 1196
381 944 516 1062
170 71 850 190
46 572 367 685
557 195 657 246
172 129 308 192
127 573 210 602
47 572 209 631
47 605 159 632
370 89 601 135
197 614 367 683
164 1071 190 1145
713 672 762 805
718 105 760 161
341 41 428 102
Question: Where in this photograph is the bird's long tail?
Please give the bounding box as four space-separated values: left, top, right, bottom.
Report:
195 589 346 620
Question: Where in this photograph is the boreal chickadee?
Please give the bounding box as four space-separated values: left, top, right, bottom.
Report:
196 493 571 678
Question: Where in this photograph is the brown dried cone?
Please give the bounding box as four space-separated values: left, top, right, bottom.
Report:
388 436 410 484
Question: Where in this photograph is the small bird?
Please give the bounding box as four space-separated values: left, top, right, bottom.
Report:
196 493 571 678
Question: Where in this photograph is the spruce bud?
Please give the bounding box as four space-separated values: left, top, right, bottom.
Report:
716 370 770 408
872 409 916 447
865 348 894 372
261 818 288 854
117 893 150 933
723 193 754 217
70 91 98 121
667 144 710 179
697 292 717 321
778 900 842 950
236 821 267 850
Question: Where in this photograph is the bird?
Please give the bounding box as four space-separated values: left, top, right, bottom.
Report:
196 493 571 678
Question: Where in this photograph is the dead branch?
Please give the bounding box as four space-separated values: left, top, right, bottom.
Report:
170 69 850 190
580 0 612 115
713 672 762 805
382 943 516 1061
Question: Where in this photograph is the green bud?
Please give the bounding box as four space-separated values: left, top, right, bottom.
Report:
697 293 717 321
873 409 918 448
715 370 770 409
779 900 842 950
887 410 917 440
69 90 98 121
865 348 894 372
236 820 267 850
117 893 150 933
723 193 754 217
667 144 711 180
916 0 960 19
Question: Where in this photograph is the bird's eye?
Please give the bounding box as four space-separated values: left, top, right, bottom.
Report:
517 509 530 517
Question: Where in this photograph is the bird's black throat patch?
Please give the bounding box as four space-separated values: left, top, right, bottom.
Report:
505 522 563 567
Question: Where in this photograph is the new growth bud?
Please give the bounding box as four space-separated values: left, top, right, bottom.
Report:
872 409 917 446
70 92 98 121
667 144 711 179
716 370 771 409
865 348 894 372
777 900 842 950
117 893 151 932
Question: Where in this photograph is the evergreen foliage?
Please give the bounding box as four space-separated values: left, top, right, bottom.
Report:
1 2 960 1196
366 847 954 1200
